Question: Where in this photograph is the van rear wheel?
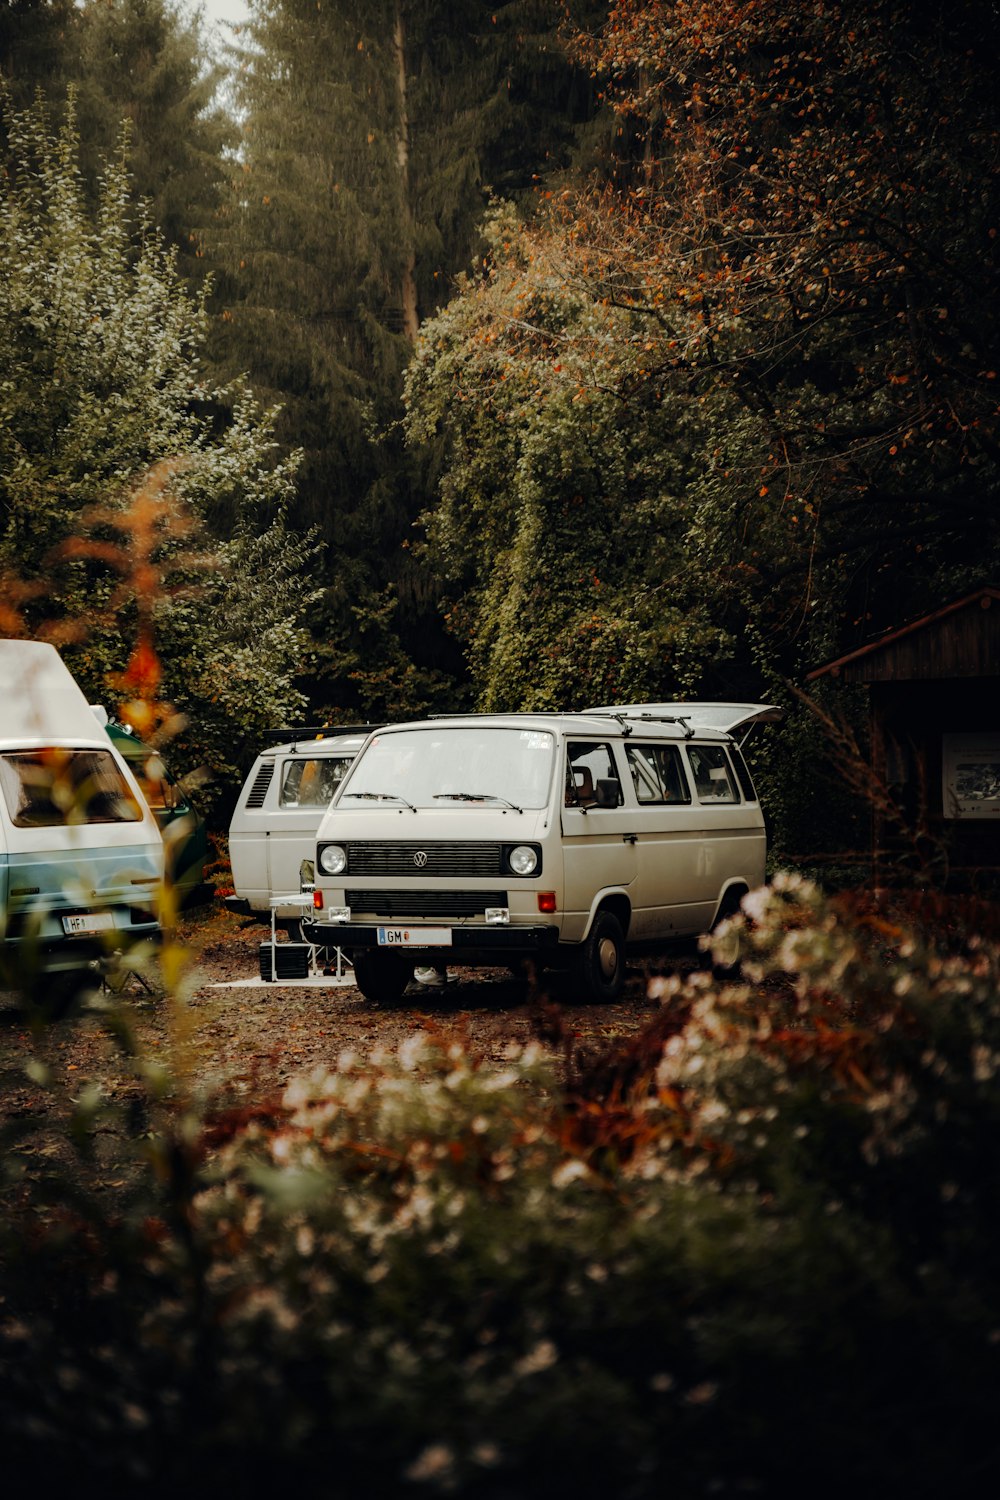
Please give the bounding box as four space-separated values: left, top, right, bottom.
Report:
574 910 625 1004
706 886 748 979
352 951 411 1005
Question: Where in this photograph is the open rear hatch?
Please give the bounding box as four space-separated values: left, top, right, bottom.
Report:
583 702 782 746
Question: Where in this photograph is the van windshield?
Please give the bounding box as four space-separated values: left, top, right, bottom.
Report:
341 727 555 811
0 749 143 827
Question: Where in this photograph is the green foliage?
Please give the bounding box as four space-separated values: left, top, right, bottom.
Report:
2 0 234 283
405 0 1000 844
213 1 601 709
0 91 318 806
406 205 733 708
579 0 1000 636
3 880 1000 1493
0 0 80 102
313 583 465 723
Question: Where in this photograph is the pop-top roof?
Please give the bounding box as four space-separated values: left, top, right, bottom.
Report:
0 639 107 744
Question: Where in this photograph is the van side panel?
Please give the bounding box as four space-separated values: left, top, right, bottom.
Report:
630 811 765 936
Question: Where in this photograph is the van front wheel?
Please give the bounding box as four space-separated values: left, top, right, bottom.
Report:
352 951 411 1005
574 911 625 1004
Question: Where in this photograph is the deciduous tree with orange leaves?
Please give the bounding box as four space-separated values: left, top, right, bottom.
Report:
409 0 999 703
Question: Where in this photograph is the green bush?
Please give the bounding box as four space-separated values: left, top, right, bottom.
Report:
3 878 1000 1496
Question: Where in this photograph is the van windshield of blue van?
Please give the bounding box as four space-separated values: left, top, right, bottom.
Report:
0 750 143 827
341 727 555 811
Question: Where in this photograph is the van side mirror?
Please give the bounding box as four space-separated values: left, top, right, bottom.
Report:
595 778 621 808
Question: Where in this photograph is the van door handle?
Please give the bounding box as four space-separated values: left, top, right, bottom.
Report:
623 833 638 844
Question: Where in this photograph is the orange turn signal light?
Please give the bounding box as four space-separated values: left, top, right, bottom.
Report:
313 889 323 909
537 891 557 913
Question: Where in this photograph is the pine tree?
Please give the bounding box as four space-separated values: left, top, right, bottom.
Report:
0 91 315 798
0 0 79 104
68 0 235 281
2 1 234 283
214 0 598 716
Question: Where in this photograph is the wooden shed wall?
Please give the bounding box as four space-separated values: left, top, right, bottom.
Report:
842 599 1000 682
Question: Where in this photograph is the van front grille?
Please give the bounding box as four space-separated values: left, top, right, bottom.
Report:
350 889 507 919
348 842 503 877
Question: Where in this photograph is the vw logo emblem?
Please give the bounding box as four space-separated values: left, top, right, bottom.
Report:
413 850 428 868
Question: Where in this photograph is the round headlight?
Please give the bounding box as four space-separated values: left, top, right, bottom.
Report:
318 843 347 876
509 844 538 876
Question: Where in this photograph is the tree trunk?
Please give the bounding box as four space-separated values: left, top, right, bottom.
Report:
393 3 419 340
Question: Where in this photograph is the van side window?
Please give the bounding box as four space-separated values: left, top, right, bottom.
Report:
126 749 181 814
685 744 739 803
728 744 759 802
566 742 622 807
626 743 691 804
133 770 179 815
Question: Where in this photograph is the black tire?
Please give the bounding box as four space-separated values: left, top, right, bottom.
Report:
574 910 626 1003
707 887 747 979
352 951 411 1005
30 966 95 1020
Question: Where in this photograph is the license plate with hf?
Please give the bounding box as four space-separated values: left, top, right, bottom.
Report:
62 911 116 936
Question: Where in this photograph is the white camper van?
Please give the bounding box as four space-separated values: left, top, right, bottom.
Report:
303 705 778 1003
226 732 365 934
0 640 163 979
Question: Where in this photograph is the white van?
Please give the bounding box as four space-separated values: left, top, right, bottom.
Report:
303 705 778 1003
225 732 366 934
0 640 163 981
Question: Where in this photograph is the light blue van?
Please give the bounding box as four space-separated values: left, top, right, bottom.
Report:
0 640 163 993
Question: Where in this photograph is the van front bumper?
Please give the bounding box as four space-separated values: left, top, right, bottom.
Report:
302 921 559 955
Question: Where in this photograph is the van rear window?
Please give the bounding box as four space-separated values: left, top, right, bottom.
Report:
0 750 143 827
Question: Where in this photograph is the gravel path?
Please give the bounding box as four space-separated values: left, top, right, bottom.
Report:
0 904 683 1199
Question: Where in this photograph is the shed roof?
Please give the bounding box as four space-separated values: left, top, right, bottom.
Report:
807 587 1000 684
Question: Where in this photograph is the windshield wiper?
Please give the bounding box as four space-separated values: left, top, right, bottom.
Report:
344 791 417 810
433 791 523 813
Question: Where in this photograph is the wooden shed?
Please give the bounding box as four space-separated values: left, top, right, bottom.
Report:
807 587 1000 885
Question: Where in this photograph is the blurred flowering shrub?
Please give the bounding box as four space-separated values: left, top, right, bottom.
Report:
3 878 1000 1494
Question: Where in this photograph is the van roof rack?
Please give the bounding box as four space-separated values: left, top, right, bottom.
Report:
423 709 699 737
263 724 378 750
582 711 696 738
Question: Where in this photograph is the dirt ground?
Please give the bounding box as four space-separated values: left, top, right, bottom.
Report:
0 902 689 1197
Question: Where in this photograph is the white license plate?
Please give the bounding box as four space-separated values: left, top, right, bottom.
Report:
62 911 116 936
377 926 452 948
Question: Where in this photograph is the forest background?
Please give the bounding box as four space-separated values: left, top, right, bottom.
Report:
2 0 998 863
4 7 1000 1490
